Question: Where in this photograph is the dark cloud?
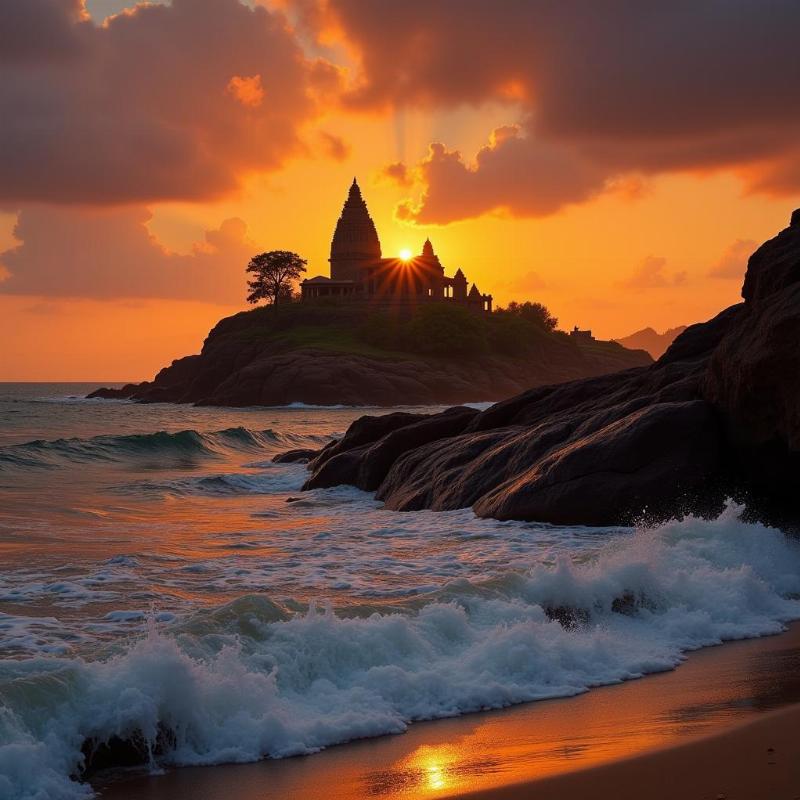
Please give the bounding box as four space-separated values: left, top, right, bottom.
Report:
0 206 254 302
0 0 335 205
317 131 350 161
395 128 605 223
317 0 800 221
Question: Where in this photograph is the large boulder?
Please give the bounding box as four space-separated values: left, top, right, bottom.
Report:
304 407 478 490
302 210 800 525
704 213 800 455
471 401 722 525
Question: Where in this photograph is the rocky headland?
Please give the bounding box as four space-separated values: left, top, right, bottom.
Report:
298 211 800 526
88 304 650 407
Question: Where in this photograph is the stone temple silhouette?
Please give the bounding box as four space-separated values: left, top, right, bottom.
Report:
301 179 493 312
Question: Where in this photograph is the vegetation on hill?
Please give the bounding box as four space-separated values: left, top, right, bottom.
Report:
210 298 613 362
89 296 652 406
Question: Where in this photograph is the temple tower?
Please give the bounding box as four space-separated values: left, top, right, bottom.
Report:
329 178 382 282
452 268 468 300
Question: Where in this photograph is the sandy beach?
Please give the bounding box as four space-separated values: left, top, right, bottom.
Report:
98 622 800 800
464 704 800 799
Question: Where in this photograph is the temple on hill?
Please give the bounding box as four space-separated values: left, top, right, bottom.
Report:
300 179 493 312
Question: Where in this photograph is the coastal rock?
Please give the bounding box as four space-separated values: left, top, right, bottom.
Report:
304 211 800 525
87 308 651 408
305 406 478 491
703 215 800 499
471 401 721 525
87 382 144 400
271 448 319 464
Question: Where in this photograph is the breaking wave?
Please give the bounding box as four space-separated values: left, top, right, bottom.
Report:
2 503 800 800
0 427 324 470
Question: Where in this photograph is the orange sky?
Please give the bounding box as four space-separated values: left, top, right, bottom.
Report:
1 0 799 381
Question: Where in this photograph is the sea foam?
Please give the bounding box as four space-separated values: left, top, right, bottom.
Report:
2 503 800 800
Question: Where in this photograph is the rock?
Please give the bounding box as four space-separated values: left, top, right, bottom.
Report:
471 401 722 525
86 308 652 408
703 215 800 505
306 406 479 491
309 412 429 469
86 382 143 400
301 210 800 526
271 448 319 464
79 723 175 777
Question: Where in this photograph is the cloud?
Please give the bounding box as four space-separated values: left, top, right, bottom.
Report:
317 131 350 161
226 74 266 108
0 206 255 303
396 129 605 224
494 270 548 297
622 256 688 289
708 239 758 280
311 0 800 222
378 162 414 187
0 0 336 205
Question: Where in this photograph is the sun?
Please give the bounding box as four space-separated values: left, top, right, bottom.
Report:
399 248 412 261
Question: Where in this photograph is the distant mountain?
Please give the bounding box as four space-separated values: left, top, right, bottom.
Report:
615 325 688 359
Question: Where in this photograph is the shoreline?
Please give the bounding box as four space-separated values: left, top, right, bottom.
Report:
460 702 800 800
99 621 800 800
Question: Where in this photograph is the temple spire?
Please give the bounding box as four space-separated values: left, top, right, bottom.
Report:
329 177 382 280
422 238 435 258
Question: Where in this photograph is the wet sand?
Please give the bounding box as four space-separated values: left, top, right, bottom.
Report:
98 623 800 800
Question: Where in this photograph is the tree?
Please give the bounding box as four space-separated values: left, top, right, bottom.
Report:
403 304 487 356
499 300 558 331
246 251 307 305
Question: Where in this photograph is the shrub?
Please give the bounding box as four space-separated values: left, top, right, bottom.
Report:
496 300 558 331
402 304 487 356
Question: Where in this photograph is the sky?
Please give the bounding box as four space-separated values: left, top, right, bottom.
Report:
1 0 799 380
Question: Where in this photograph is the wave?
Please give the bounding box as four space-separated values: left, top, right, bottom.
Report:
119 465 308 498
0 427 324 470
2 503 800 799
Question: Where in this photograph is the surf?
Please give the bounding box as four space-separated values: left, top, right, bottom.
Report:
2 502 799 800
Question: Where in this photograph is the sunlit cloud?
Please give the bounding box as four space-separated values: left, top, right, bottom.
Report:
0 206 255 303
227 74 266 108
708 239 758 280
622 256 688 290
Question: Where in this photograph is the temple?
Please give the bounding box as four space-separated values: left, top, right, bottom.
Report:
301 179 493 312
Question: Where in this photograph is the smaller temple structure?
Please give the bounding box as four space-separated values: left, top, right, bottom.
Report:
301 179 492 312
569 326 595 342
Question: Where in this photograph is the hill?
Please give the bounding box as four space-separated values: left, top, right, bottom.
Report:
614 325 687 359
88 302 651 406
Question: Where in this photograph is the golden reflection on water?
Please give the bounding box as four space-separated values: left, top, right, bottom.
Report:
355 632 800 800
425 759 446 791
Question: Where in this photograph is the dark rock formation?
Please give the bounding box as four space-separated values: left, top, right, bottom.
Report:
271 448 319 464
703 212 800 505
304 406 478 491
87 307 651 407
302 211 800 525
79 723 175 778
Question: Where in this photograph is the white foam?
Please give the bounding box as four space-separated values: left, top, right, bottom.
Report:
2 503 800 800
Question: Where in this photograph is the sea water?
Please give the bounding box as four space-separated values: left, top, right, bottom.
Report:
1 383 799 800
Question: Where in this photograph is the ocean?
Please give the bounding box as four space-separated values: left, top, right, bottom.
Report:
2 382 800 800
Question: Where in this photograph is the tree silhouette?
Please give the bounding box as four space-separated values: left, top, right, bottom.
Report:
246 251 307 305
499 300 558 331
